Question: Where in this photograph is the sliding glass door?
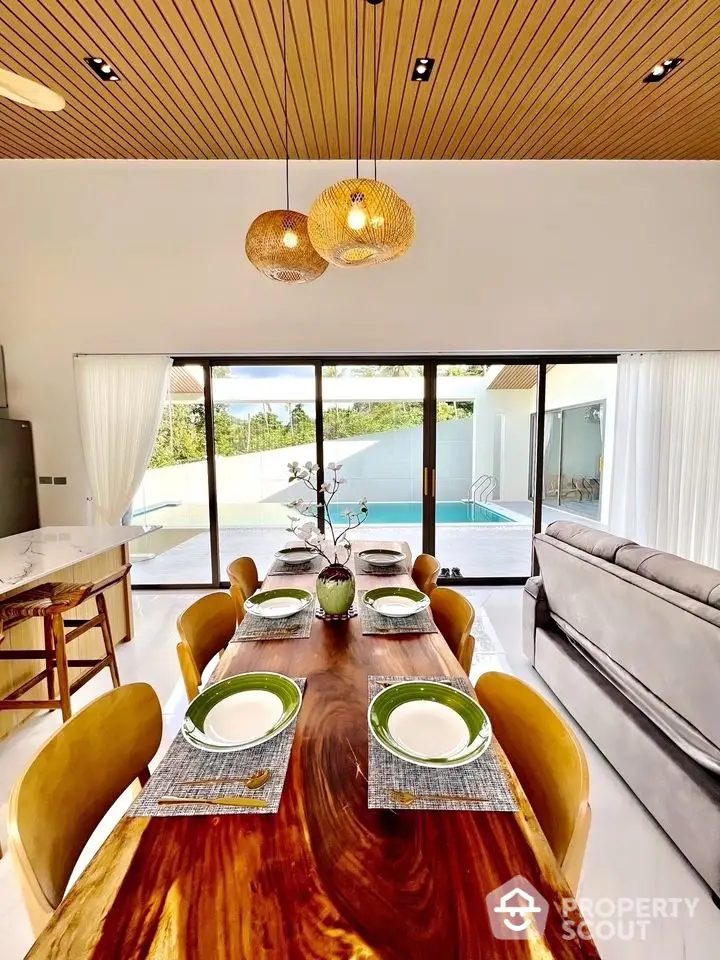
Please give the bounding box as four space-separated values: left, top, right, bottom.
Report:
131 364 212 585
131 357 616 588
211 364 316 579
432 364 536 579
321 364 426 560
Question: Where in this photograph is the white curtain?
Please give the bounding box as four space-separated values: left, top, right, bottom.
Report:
609 352 720 568
75 355 172 525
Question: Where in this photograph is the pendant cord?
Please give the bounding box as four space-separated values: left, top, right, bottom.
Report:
355 0 360 179
373 0 377 180
282 0 289 210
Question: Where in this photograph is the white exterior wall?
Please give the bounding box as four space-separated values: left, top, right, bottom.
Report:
134 419 473 523
471 390 532 501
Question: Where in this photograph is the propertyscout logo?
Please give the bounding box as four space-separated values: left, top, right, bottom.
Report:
486 876 699 943
486 877 549 940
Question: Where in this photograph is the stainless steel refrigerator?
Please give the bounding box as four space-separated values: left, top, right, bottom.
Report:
0 419 40 537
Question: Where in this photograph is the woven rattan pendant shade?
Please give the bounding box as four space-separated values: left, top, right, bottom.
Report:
245 209 328 284
307 178 414 268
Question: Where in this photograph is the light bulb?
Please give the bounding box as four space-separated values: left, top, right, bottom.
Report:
101 64 113 74
370 214 385 228
282 229 298 248
416 65 427 74
651 64 665 76
347 202 368 231
663 59 674 66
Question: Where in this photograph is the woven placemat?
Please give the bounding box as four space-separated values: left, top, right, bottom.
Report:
266 556 323 576
354 557 409 576
367 676 519 812
230 601 315 642
128 679 306 817
357 590 436 635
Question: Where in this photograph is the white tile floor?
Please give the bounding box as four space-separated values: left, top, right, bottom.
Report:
0 587 718 958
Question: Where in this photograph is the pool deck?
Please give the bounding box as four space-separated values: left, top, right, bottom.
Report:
130 502 599 585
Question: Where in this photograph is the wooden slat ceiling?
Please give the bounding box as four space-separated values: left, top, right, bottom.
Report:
1 1 720 160
488 363 555 389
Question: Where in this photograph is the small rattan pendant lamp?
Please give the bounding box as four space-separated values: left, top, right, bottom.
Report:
245 0 328 283
307 0 414 268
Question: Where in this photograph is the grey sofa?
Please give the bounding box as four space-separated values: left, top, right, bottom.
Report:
525 521 720 900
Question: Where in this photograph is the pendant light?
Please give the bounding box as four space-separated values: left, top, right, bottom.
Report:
245 0 328 283
307 0 414 268
0 67 64 111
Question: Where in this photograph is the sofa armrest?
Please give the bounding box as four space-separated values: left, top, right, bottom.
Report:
523 576 550 664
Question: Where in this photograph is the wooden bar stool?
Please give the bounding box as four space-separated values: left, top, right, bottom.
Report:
0 565 129 722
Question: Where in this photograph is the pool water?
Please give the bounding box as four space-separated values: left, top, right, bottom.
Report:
327 501 513 525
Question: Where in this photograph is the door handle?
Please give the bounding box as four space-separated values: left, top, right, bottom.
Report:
432 468 436 498
423 466 429 497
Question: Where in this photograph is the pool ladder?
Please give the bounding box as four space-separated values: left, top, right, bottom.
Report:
461 475 498 506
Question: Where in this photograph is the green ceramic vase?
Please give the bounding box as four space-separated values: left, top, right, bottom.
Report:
316 563 355 616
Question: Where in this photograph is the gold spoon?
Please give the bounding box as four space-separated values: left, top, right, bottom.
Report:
158 795 268 809
179 768 272 789
390 788 488 807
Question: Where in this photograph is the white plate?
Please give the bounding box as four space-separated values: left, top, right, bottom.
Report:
244 589 313 619
359 549 405 567
275 548 316 564
373 595 428 617
204 689 284 746
387 700 470 759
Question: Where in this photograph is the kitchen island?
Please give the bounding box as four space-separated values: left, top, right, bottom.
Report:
0 525 154 739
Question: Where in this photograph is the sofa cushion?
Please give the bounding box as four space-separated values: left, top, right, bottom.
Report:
544 520 636 563
615 544 720 610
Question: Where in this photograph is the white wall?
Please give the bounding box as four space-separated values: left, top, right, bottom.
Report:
0 159 718 524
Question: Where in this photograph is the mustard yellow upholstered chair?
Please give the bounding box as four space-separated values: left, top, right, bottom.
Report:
7 683 162 936
429 586 475 674
474 671 591 894
411 553 441 596
176 591 236 702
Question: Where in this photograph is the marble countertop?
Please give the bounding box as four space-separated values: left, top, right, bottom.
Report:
0 526 158 596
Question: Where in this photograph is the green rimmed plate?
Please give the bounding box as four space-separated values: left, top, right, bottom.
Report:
182 672 302 752
275 546 317 565
357 548 405 567
368 680 492 768
244 587 313 619
363 586 430 618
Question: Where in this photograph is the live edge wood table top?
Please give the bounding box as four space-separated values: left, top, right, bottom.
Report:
28 542 598 960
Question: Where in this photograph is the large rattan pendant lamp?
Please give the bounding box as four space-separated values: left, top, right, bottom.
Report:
307 0 414 268
245 0 328 283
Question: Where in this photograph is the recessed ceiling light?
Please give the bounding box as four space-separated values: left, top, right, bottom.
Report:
411 57 435 82
84 56 121 82
642 57 683 84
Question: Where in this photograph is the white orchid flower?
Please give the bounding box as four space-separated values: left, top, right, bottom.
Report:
296 521 319 541
337 477 347 485
319 482 330 493
341 508 353 518
327 461 336 471
334 462 344 471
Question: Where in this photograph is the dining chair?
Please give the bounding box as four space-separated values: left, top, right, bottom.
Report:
411 553 441 595
176 592 237 702
474 671 591 894
429 586 475 674
7 683 162 937
227 557 260 603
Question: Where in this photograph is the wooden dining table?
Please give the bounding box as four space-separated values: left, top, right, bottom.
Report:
28 541 599 959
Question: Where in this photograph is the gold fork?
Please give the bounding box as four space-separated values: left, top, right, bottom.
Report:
179 767 271 789
390 788 488 806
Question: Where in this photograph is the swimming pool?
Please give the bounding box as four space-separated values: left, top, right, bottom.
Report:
327 501 514 524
